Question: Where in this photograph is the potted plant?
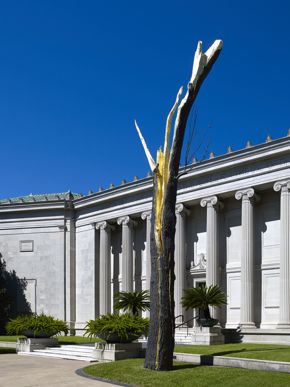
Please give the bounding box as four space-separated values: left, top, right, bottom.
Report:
85 313 149 343
6 313 68 338
181 284 227 327
114 290 150 316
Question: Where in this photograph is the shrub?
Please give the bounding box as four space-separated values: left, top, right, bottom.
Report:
114 290 150 316
6 313 68 337
181 284 227 320
85 314 149 343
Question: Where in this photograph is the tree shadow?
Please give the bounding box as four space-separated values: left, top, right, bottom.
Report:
0 254 31 333
172 363 199 370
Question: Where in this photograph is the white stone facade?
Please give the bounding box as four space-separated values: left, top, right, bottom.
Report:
1 135 290 342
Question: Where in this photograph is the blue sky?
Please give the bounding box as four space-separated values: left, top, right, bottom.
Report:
0 0 289 199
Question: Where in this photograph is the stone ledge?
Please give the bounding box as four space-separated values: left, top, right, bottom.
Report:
188 326 225 345
240 329 290 344
16 338 59 353
174 352 290 373
94 342 145 361
0 341 17 348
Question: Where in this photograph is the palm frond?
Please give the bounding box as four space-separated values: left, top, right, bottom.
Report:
114 290 150 316
181 284 227 311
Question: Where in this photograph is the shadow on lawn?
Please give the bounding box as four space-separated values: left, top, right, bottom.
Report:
172 363 198 371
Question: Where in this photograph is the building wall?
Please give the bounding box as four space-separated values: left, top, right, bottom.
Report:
0 212 66 319
1 136 290 340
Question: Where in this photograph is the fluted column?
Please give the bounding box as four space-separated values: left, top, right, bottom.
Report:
175 203 190 322
200 196 220 285
141 211 151 291
117 216 136 292
274 180 290 328
235 188 257 329
96 221 114 315
200 196 221 320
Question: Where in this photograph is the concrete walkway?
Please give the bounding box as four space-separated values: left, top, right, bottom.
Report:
0 354 117 387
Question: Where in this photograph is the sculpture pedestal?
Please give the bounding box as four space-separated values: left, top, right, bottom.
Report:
191 326 224 345
16 338 59 352
94 342 145 362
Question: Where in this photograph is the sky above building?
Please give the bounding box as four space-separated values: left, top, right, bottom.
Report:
0 0 289 199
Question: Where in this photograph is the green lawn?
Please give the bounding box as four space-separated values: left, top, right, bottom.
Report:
84 358 290 387
57 335 103 345
0 336 22 342
174 343 290 362
0 347 16 354
2 336 290 362
0 335 102 345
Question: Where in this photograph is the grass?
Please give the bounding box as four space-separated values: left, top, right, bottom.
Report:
57 335 103 345
0 335 102 345
174 343 290 362
0 336 22 342
0 347 16 354
84 358 290 387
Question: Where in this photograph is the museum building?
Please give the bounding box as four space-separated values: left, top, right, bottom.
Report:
1 133 290 343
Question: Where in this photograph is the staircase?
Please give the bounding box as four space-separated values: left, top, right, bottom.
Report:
18 344 98 362
175 327 195 344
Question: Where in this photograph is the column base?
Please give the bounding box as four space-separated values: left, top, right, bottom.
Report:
240 322 257 329
276 322 290 329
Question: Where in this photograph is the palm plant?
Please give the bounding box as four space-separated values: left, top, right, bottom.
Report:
114 290 150 316
181 284 227 323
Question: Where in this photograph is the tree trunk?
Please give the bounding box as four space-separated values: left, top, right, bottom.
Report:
144 173 178 370
137 40 223 371
204 306 211 319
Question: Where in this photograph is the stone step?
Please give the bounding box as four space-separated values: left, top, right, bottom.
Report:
18 344 98 362
58 345 95 352
59 344 95 348
33 348 95 357
18 351 97 362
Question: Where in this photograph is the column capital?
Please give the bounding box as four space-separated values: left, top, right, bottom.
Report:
200 195 222 209
273 180 290 193
141 211 151 220
117 215 137 227
235 187 259 202
175 203 190 215
96 221 115 231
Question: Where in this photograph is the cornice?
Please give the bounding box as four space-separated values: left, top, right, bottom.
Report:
1 136 290 215
0 200 68 213
73 136 290 210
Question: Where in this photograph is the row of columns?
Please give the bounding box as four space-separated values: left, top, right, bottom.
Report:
274 180 290 328
94 179 290 329
95 214 149 316
200 180 290 329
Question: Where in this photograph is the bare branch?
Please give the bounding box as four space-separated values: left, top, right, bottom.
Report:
169 39 223 169
163 86 183 163
134 120 156 172
184 109 197 166
188 123 211 162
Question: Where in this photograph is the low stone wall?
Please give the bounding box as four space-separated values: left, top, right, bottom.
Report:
0 341 17 348
16 338 59 352
174 352 290 373
94 342 145 361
